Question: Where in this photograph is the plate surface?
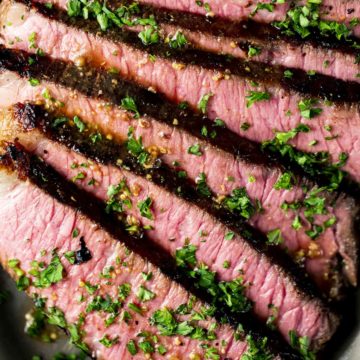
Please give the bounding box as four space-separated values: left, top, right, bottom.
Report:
0 266 358 359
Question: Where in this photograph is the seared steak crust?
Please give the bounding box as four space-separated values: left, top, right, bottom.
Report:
2 1 360 187
0 50 358 296
137 0 360 38
0 146 261 359
21 0 360 84
15 0 360 103
0 104 342 351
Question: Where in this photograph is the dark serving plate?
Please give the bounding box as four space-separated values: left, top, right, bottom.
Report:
0 266 358 359
0 267 89 360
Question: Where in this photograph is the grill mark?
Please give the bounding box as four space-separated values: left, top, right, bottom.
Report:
2 46 360 198
109 0 360 56
14 101 329 302
0 45 274 168
19 0 360 103
0 143 303 360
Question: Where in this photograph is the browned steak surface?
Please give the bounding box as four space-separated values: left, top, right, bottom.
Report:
0 48 358 298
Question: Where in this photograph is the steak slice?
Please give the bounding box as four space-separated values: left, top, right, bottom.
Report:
0 102 342 350
35 0 360 39
0 56 358 298
33 0 360 83
136 0 360 38
2 1 360 186
0 144 273 360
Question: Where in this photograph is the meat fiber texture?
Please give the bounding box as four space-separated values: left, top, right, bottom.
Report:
35 0 360 83
33 0 360 38
139 0 360 33
148 24 360 84
129 0 360 38
1 110 340 349
2 2 360 186
0 66 357 297
32 0 360 36
0 163 249 360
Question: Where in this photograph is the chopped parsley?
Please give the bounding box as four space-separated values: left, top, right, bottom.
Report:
128 302 143 314
223 260 231 269
188 143 202 156
90 132 102 143
72 228 79 238
196 172 212 198
204 346 220 359
284 70 294 78
224 231 235 241
106 180 132 214
137 197 153 220
52 117 68 128
201 125 217 138
138 339 155 354
84 281 98 295
246 91 271 108
241 335 272 360
175 244 197 268
150 308 214 343
67 0 152 35
29 78 40 87
198 92 214 114
72 172 85 182
126 127 150 165
272 0 357 50
64 251 76 265
99 334 119 348
248 45 261 57
298 99 322 119
141 272 153 281
138 27 159 45
32 251 64 288
273 172 293 190
157 344 167 355
251 3 274 17
127 340 138 355
46 307 67 328
73 116 86 132
118 283 132 300
262 125 348 190
292 215 302 230
241 122 251 131
121 96 140 118
214 118 225 127
222 187 255 219
289 330 315 360
28 32 37 48
168 31 187 49
175 245 252 314
8 259 30 290
178 170 187 178
67 0 81 17
137 285 155 302
266 229 284 245
178 101 189 110
86 294 121 317
45 307 89 352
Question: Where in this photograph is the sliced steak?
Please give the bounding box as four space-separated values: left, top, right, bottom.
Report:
135 0 360 38
34 0 360 83
2 1 360 186
0 104 341 351
0 53 358 298
35 0 360 37
0 144 269 360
